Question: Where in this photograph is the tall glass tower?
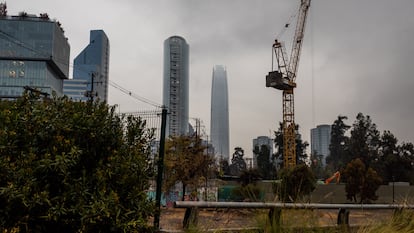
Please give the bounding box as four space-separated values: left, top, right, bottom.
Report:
163 36 189 136
311 124 332 167
210 65 229 162
0 12 70 99
64 30 110 102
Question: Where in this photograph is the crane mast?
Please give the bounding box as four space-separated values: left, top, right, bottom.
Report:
266 0 311 168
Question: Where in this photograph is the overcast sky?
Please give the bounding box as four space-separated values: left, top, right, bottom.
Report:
9 0 414 158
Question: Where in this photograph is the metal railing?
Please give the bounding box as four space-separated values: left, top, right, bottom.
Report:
174 201 414 229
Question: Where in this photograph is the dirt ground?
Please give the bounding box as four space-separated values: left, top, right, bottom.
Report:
158 207 394 232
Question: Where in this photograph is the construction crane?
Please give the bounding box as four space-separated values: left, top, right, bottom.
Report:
266 0 311 168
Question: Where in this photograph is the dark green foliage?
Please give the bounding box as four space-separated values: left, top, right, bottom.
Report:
231 184 262 202
232 169 263 201
228 147 247 176
398 142 414 184
376 131 414 184
310 151 326 179
0 94 155 232
219 158 230 176
326 113 414 185
276 164 316 202
343 158 382 203
326 115 350 171
253 144 276 179
348 113 381 166
239 169 262 187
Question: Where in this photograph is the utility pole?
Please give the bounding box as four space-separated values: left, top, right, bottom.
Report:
154 106 168 230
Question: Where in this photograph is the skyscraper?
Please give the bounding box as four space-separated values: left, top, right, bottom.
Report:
210 65 229 162
311 124 332 166
64 30 110 102
0 10 70 99
163 36 189 136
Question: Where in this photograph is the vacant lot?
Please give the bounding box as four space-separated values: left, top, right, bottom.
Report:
158 207 394 232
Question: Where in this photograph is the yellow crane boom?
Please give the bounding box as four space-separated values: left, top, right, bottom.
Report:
266 0 311 168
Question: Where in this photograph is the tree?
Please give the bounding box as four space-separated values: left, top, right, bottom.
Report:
343 158 382 203
218 158 230 176
398 142 414 184
231 169 263 201
164 135 215 200
326 115 350 171
377 132 414 184
276 164 316 202
274 122 309 168
310 151 325 179
253 144 276 179
348 113 380 166
228 147 247 176
0 93 155 232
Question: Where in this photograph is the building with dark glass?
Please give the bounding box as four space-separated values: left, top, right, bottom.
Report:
252 136 274 169
163 36 189 136
63 30 109 102
210 65 229 162
0 11 70 99
311 124 332 167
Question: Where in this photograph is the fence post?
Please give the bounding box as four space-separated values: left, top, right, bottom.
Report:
183 207 199 229
154 107 168 229
337 208 350 226
269 207 282 230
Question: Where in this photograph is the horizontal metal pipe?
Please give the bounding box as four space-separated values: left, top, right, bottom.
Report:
174 201 414 210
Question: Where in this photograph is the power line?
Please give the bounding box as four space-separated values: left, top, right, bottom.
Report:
109 80 162 108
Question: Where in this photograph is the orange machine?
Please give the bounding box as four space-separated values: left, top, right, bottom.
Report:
325 171 341 184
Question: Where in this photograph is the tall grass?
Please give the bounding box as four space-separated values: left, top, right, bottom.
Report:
175 206 414 233
357 209 414 233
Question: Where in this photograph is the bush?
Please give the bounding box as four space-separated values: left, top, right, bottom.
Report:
0 94 155 232
275 164 316 202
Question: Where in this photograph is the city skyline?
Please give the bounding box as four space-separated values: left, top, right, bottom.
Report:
5 0 414 156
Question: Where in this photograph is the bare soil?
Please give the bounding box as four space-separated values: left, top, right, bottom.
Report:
158 208 394 232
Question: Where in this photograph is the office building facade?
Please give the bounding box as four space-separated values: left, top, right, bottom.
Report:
252 136 274 169
0 11 70 99
210 65 229 162
163 36 189 136
64 30 109 102
311 124 332 167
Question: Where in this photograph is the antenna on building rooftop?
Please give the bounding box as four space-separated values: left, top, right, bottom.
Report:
0 2 7 17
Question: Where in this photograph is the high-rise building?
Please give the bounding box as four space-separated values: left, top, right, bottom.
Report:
210 65 229 162
163 36 189 136
311 124 332 166
64 30 109 102
0 10 70 99
252 136 273 169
